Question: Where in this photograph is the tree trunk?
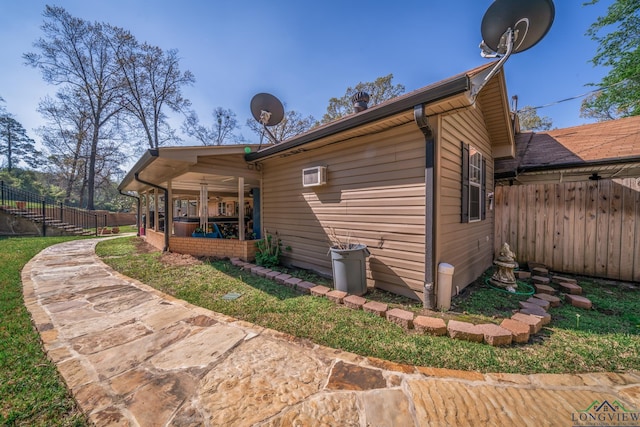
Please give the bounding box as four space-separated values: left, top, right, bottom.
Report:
86 127 99 210
6 121 12 172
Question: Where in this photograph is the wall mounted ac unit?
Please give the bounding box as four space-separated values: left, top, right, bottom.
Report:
302 166 327 187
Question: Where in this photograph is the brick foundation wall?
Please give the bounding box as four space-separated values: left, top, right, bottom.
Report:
145 229 165 251
169 236 256 262
144 229 256 261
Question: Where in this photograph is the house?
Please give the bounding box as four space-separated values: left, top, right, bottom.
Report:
120 61 517 304
494 116 640 282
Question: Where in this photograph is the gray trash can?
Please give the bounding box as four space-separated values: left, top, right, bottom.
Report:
329 244 370 296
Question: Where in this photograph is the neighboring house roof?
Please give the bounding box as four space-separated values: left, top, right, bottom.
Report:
246 61 513 161
495 115 640 183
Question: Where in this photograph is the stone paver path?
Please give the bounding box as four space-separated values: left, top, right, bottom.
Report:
22 239 640 426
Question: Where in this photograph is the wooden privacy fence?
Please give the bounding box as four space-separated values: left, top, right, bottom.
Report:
494 178 640 282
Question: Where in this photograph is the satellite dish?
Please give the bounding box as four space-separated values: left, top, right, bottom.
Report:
480 0 555 55
250 93 284 127
473 0 555 98
250 93 284 145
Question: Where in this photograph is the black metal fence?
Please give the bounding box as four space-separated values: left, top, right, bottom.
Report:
0 180 107 236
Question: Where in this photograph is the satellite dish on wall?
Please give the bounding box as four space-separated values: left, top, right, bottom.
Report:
474 0 555 98
250 93 284 145
480 0 555 56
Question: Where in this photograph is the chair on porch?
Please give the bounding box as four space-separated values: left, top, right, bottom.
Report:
209 223 223 238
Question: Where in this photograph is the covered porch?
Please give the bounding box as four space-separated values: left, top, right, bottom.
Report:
118 145 262 261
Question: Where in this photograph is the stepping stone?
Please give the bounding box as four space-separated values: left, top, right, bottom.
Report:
500 319 530 343
344 295 366 310
515 270 531 279
297 281 316 294
326 290 347 303
447 320 484 343
511 313 543 334
532 276 551 285
559 282 582 295
552 275 577 285
310 285 331 297
274 273 292 285
520 309 551 325
565 294 592 309
528 262 547 271
363 301 388 317
533 293 562 308
477 324 513 347
386 308 414 330
525 297 550 311
518 301 548 315
413 316 447 336
534 284 556 295
519 304 550 322
531 267 549 276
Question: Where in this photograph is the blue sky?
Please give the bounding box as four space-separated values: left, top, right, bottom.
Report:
0 0 613 148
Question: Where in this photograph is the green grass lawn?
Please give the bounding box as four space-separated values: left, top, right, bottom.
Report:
0 236 88 427
97 236 640 374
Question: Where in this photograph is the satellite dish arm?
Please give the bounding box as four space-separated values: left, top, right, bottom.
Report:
262 124 279 144
472 27 515 99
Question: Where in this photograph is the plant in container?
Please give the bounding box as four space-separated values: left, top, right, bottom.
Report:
192 227 205 237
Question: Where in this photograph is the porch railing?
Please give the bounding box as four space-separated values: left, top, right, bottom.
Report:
0 180 107 236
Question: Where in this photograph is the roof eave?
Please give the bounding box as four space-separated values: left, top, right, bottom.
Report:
118 149 159 192
245 74 470 162
495 155 640 182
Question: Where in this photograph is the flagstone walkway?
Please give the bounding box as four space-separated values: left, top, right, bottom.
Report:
22 238 640 426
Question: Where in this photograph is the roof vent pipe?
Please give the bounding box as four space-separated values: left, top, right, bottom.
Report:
352 91 370 113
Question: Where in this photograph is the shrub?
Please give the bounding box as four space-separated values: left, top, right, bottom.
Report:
255 232 282 268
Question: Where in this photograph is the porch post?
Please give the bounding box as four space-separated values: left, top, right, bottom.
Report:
199 184 208 232
167 180 173 236
238 177 245 240
154 188 159 232
144 191 150 231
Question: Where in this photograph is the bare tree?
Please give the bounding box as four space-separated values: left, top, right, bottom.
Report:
24 6 126 210
182 107 242 145
37 90 92 204
113 30 194 148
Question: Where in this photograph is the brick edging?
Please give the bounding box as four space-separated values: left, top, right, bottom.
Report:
230 258 555 347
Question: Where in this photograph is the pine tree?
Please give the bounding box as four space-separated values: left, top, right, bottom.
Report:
0 114 41 171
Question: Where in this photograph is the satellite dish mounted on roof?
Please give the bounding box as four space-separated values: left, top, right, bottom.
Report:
475 0 555 96
250 93 284 145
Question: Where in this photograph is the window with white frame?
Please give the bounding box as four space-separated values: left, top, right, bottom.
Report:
461 142 486 223
469 146 482 221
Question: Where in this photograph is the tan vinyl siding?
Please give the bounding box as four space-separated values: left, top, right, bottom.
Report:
437 105 495 293
260 122 427 300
